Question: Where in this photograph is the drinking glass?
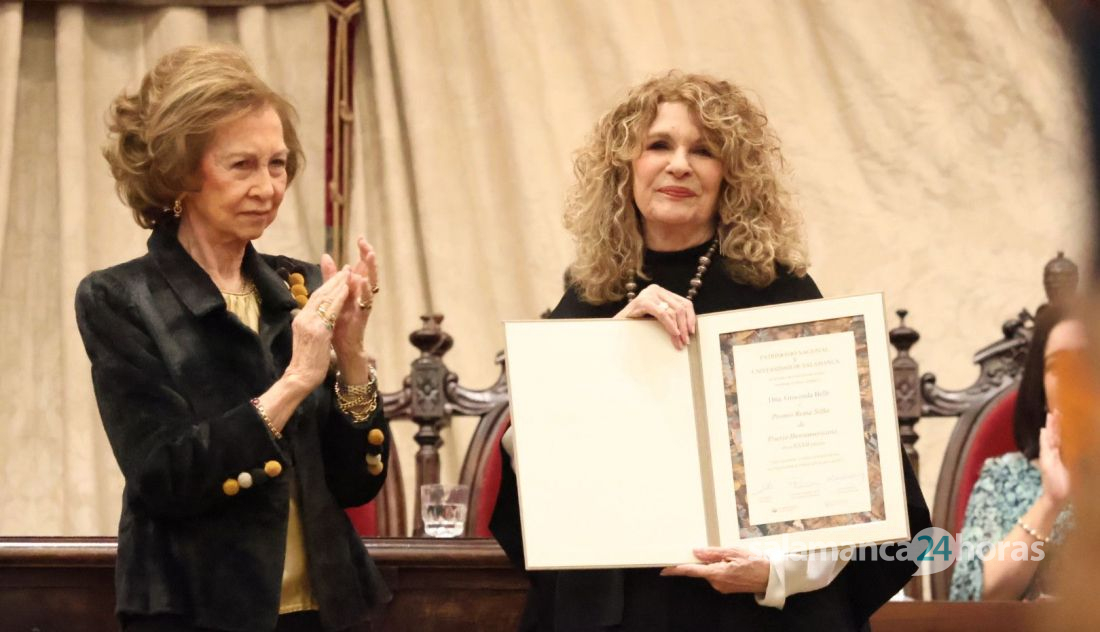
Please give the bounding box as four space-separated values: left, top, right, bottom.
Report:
420 483 469 538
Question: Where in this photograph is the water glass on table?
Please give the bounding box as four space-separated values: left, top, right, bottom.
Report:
420 483 469 538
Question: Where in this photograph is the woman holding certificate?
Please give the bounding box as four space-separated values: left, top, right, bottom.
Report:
491 72 931 631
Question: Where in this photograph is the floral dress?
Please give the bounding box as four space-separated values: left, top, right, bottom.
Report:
950 452 1072 601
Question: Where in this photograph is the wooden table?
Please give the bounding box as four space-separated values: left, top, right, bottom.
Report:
0 537 1053 631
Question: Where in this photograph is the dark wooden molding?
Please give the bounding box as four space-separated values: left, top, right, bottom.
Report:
0 537 118 567
0 537 1057 631
0 536 513 568
366 537 514 567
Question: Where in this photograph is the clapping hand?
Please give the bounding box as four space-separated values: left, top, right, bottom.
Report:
287 268 351 388
320 236 379 357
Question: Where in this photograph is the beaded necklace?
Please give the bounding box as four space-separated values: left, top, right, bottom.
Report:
625 237 719 302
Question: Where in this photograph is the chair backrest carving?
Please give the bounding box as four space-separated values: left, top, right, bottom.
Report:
918 311 1033 417
380 315 510 536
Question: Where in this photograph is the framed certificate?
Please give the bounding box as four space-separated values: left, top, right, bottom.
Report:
503 294 910 570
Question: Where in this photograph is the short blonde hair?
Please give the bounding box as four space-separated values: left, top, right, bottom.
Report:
565 71 808 304
103 44 304 228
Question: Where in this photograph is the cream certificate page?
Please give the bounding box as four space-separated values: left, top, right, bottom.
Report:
504 319 709 569
733 332 871 525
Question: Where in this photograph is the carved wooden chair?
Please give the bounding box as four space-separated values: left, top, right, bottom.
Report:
888 252 1079 599
379 315 511 537
457 373 511 538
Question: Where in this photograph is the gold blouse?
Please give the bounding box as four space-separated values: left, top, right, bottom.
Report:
222 287 318 614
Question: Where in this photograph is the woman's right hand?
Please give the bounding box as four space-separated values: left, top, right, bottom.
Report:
1039 410 1071 508
614 283 696 349
285 267 351 391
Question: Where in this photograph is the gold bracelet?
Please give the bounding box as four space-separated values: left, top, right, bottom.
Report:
250 397 283 440
335 388 378 422
1016 517 1051 544
335 366 379 423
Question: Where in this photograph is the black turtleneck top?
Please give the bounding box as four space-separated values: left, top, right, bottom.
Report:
551 240 823 319
490 243 931 632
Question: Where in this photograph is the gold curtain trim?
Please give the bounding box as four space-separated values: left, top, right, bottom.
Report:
327 0 360 265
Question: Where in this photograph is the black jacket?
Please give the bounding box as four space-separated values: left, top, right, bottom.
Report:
75 223 391 632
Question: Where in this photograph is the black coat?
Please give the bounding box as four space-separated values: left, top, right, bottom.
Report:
491 242 932 631
75 223 392 632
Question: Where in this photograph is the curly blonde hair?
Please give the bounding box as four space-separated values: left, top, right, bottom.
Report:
565 71 808 303
103 44 304 228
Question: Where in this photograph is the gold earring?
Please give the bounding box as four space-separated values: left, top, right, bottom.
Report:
173 198 183 218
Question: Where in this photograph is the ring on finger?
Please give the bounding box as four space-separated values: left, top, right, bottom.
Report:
657 301 671 313
322 315 336 330
356 298 372 310
371 285 381 295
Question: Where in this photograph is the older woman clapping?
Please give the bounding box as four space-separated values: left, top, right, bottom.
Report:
491 72 931 632
76 45 389 632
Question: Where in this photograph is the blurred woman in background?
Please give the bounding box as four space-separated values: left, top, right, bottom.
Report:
951 307 1083 601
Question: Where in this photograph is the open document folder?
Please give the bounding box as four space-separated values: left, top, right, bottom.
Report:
503 294 910 571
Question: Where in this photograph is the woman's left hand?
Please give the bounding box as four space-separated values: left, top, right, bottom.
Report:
321 236 379 360
660 547 770 594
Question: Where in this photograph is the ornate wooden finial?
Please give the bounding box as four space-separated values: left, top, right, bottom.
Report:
889 308 920 356
410 314 454 359
889 308 922 475
1043 251 1079 306
890 309 921 384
